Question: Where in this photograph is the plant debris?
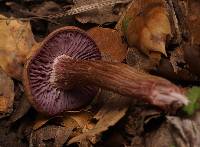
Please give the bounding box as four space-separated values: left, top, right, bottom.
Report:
73 0 131 24
0 15 36 80
0 68 14 118
0 0 200 146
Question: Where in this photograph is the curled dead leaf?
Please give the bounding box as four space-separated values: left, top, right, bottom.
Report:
31 111 93 146
143 111 200 147
68 92 131 145
0 15 36 80
33 115 63 130
0 67 14 118
123 0 172 56
30 125 73 147
87 27 127 62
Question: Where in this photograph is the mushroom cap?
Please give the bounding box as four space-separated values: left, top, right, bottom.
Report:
23 26 101 116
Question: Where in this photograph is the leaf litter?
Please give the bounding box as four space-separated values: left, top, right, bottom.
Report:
0 0 200 146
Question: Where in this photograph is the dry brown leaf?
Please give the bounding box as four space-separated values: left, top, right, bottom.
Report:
66 111 93 128
31 1 60 16
8 94 31 123
0 15 36 80
126 47 159 71
30 125 73 147
157 58 200 81
31 111 93 147
143 111 200 147
73 0 130 24
144 122 174 147
167 115 200 147
87 27 127 62
33 115 62 130
0 67 14 118
125 106 162 137
124 0 171 56
183 0 200 77
68 92 131 145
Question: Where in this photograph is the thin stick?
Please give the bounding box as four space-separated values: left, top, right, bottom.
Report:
0 0 131 21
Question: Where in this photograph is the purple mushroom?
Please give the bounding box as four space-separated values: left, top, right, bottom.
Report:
23 26 188 116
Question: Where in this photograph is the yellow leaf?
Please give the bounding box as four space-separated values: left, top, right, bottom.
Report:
124 0 172 56
0 15 36 80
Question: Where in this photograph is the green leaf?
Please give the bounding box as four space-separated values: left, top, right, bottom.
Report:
182 87 200 115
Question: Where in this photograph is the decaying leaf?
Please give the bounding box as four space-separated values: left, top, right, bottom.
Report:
0 15 36 80
125 106 162 137
123 0 172 56
183 0 200 77
64 111 93 129
31 111 93 146
167 115 200 147
73 0 130 24
143 112 200 147
161 60 198 81
8 94 31 123
68 92 131 145
144 122 174 147
87 27 127 62
31 1 61 16
30 125 73 147
126 47 159 71
33 115 62 130
0 119 28 147
0 67 14 118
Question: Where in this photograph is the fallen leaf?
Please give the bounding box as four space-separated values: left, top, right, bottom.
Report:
0 119 28 147
124 0 172 56
0 67 14 118
87 27 127 62
0 14 36 80
31 111 93 146
125 106 162 137
68 92 131 145
73 0 130 24
115 0 136 34
30 125 73 147
144 122 174 147
31 1 61 16
33 115 61 130
157 57 200 82
187 0 200 44
126 47 158 71
184 44 200 78
66 111 93 128
143 110 200 147
8 94 31 123
167 115 200 147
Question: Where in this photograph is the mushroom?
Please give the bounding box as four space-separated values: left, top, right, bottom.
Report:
23 26 188 116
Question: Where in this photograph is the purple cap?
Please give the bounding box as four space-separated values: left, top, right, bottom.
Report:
24 27 101 116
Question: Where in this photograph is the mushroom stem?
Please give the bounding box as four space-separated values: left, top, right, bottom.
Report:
52 54 188 111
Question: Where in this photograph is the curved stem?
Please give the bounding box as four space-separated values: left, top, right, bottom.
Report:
51 55 188 111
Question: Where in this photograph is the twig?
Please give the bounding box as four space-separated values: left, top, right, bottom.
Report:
0 0 131 21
